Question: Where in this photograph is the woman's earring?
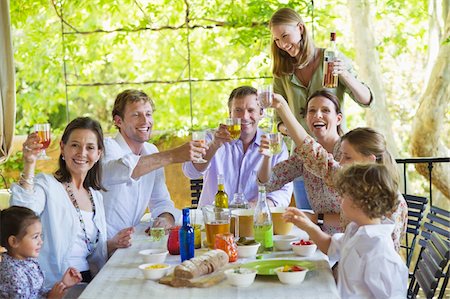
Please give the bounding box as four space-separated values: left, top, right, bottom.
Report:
62 156 65 161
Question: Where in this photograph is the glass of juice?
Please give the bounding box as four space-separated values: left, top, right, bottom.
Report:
202 206 235 249
34 123 51 160
225 118 241 140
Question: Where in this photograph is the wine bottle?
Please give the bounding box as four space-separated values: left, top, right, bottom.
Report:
215 174 228 208
179 208 195 262
253 185 273 253
323 32 338 88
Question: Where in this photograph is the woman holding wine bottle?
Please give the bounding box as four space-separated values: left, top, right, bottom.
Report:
10 117 134 289
269 7 373 210
269 7 373 135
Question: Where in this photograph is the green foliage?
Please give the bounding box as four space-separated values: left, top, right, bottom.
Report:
7 0 446 200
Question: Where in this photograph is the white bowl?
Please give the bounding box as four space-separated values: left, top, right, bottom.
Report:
275 266 308 285
225 268 257 287
273 235 298 251
290 241 317 257
138 263 171 280
236 242 260 258
139 249 169 263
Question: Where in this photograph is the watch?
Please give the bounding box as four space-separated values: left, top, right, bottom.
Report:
317 213 324 229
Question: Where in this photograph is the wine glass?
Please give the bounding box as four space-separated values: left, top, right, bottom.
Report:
34 123 51 160
192 131 207 163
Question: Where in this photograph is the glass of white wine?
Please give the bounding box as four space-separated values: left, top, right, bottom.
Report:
225 118 241 140
268 132 282 155
192 131 207 163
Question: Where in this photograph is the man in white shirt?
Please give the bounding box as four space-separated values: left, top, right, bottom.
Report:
102 89 206 238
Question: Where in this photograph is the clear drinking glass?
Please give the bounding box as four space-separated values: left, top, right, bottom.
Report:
268 132 282 155
192 131 207 163
225 118 241 140
34 123 51 160
257 85 273 108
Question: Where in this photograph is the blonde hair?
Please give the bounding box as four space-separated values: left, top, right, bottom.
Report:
269 8 315 76
334 164 399 219
341 127 399 184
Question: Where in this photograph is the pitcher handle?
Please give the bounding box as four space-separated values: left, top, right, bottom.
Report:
231 214 239 240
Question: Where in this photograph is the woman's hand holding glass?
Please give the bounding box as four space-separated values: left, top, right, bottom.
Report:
34 123 51 160
22 132 44 164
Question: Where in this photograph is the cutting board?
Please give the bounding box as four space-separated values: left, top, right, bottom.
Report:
159 265 233 288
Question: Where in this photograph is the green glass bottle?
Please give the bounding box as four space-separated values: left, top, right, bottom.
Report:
253 185 273 253
214 174 228 208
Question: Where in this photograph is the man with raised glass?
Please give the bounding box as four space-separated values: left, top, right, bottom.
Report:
182 86 292 208
101 89 207 238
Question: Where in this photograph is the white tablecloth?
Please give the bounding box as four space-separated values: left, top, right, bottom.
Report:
79 222 339 299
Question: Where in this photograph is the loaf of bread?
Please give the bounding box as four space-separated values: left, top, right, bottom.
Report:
174 249 229 279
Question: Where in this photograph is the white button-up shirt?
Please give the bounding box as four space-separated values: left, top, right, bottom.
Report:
101 133 181 238
328 221 408 299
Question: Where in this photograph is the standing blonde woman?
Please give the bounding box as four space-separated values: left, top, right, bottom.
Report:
270 7 373 134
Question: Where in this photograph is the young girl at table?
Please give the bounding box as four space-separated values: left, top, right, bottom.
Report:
0 206 82 299
284 164 408 298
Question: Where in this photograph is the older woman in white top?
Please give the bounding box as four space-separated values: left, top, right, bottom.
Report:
11 117 133 288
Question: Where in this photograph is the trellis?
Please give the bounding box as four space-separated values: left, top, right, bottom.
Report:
53 0 315 128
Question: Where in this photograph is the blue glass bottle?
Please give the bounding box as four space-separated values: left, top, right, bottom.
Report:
179 208 195 262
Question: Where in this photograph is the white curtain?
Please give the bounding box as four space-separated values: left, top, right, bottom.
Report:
0 0 16 164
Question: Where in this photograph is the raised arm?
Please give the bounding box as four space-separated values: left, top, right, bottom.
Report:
257 134 272 184
18 132 42 191
334 57 372 106
270 93 310 148
131 141 206 179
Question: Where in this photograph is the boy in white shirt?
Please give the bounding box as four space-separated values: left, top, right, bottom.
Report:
283 163 408 299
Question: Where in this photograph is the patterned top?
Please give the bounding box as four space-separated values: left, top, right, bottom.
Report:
297 135 408 252
0 253 49 299
266 138 344 235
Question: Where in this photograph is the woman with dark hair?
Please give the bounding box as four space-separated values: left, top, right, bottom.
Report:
259 89 345 234
10 117 133 288
260 92 407 252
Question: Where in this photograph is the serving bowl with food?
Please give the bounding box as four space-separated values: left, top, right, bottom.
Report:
290 239 317 257
138 263 171 280
236 237 260 258
274 265 308 284
225 268 257 287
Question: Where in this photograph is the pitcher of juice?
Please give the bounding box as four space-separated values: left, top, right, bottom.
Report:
201 206 239 249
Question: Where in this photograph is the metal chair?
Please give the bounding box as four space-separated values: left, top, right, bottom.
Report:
408 206 450 298
401 194 428 267
190 178 203 209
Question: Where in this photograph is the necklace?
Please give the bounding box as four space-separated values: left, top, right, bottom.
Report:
65 182 100 254
297 49 320 86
